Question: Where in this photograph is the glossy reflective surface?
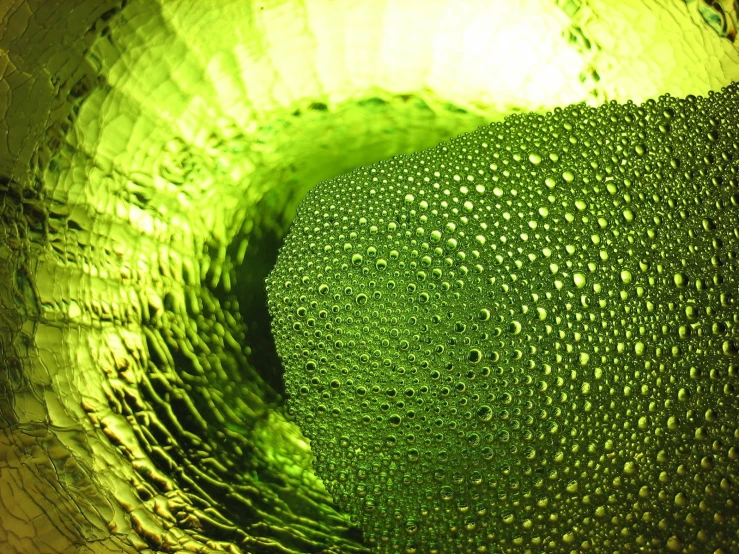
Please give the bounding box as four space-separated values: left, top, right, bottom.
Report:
0 1 737 552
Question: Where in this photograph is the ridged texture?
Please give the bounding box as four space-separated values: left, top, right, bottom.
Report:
1 0 738 552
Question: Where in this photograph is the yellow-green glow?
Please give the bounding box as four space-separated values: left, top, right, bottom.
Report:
0 0 737 553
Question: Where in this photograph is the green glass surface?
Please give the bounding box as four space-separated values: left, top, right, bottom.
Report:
269 83 739 553
0 1 737 553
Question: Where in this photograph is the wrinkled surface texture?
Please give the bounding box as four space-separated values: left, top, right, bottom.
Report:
1 0 739 553
269 85 739 553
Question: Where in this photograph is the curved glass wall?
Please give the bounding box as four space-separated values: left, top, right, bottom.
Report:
0 1 737 553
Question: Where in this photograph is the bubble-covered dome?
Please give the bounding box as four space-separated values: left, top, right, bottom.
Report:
268 85 739 553
1 0 738 552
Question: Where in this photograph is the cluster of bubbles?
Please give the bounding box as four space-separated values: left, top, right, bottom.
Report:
267 84 739 553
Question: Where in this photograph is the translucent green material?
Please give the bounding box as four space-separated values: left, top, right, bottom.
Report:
269 84 739 553
0 0 737 553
